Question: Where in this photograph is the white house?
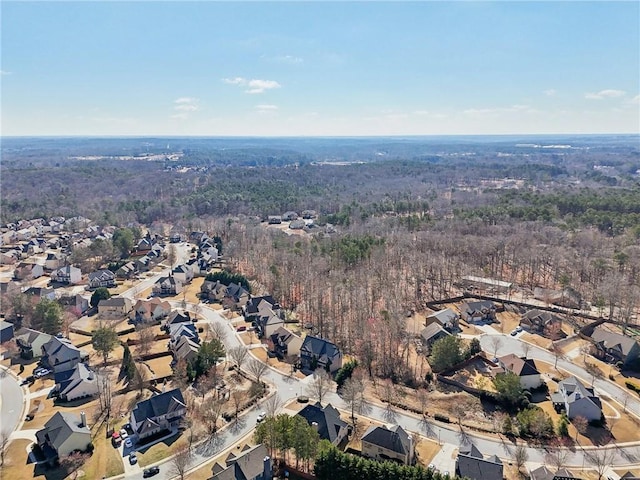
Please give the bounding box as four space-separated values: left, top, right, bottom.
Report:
51 265 82 285
496 354 542 390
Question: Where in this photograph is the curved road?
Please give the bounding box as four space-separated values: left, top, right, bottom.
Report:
117 303 640 479
0 370 26 436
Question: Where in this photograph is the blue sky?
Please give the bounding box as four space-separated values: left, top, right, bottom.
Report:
2 1 639 136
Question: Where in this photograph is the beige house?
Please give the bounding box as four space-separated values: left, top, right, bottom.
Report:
98 296 132 319
36 411 91 463
361 424 414 465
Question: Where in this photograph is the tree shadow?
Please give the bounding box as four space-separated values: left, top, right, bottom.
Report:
382 406 397 424
228 417 247 435
196 433 226 457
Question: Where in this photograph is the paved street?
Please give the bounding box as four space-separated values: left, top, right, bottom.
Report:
0 371 26 436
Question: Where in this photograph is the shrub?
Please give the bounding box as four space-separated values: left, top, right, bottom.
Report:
434 413 450 423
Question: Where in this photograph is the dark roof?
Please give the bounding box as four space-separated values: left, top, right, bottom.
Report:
297 402 348 444
88 269 115 281
498 354 540 377
457 451 503 480
521 309 561 325
461 300 496 312
131 389 186 428
420 323 451 344
361 425 411 455
459 439 482 458
245 295 279 315
591 326 639 357
530 465 582 480
300 335 341 362
212 444 269 480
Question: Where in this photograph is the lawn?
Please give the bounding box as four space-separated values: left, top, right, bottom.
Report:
135 432 190 467
414 439 441 466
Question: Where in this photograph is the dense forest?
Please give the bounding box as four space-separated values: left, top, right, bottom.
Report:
2 135 639 381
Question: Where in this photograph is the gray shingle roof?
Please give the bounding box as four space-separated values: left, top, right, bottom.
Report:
361 424 411 455
297 402 348 444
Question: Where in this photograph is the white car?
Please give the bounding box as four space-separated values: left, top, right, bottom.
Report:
256 412 267 423
120 429 129 439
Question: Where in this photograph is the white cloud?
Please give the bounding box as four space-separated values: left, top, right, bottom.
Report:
223 77 247 85
544 89 557 96
630 95 640 105
0 70 12 76
585 89 626 100
266 54 303 65
223 77 281 94
255 104 278 111
172 97 199 118
464 105 537 116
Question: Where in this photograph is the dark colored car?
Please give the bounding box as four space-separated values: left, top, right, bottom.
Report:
143 466 160 477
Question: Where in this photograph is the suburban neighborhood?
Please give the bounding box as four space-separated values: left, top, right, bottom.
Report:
1 215 640 480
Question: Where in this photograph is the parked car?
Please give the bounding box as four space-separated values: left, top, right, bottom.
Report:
129 453 138 465
256 412 266 423
236 325 247 332
25 414 34 421
124 438 133 448
120 428 129 439
510 329 518 336
34 368 51 378
143 466 160 477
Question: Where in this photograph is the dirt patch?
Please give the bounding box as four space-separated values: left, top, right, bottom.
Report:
414 439 441 465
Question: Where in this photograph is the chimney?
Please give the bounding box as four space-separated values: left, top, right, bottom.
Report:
263 456 272 480
311 422 319 431
80 411 87 428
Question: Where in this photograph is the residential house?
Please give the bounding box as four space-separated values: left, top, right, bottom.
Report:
136 237 154 253
169 323 199 347
282 211 299 221
425 308 459 331
153 276 183 296
15 328 52 359
0 249 20 265
98 296 132 319
0 321 15 343
243 295 281 321
256 313 285 339
268 327 303 359
44 252 63 271
51 265 82 285
14 262 44 280
296 402 349 446
420 323 452 352
87 269 116 289
267 216 282 224
551 376 602 421
534 287 582 309
36 412 91 464
590 326 640 368
455 440 503 480
58 294 90 316
520 309 563 339
495 354 542 389
163 310 191 329
529 465 582 480
299 335 343 373
24 286 56 301
222 283 250 311
172 335 200 364
169 232 182 243
459 300 497 323
116 261 136 279
301 210 316 219
361 424 414 465
130 298 172 324
130 388 187 441
171 264 194 285
289 219 306 230
211 443 272 480
53 363 100 402
41 336 88 373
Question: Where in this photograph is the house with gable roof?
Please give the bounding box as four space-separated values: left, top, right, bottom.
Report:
15 328 52 359
53 363 100 402
211 443 272 480
98 296 132 319
268 327 303 359
130 298 172 324
589 326 640 368
495 354 542 389
36 411 91 464
455 439 503 480
459 300 497 323
51 265 82 285
130 388 187 440
529 465 582 480
361 424 414 465
41 336 88 373
299 335 342 373
420 323 452 352
520 309 563 339
153 275 183 296
87 269 116 289
425 308 459 331
296 402 349 446
551 376 602 421
243 295 281 321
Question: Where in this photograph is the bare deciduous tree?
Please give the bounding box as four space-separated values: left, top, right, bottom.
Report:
209 322 226 342
246 358 268 385
513 444 528 474
549 342 564 369
230 388 247 419
0 429 10 467
305 369 332 405
169 447 192 480
586 448 616 480
60 451 90 480
572 415 588 441
416 388 429 417
341 377 365 424
489 336 503 358
136 324 155 358
263 394 282 418
229 345 249 369
199 398 224 437
545 448 569 471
